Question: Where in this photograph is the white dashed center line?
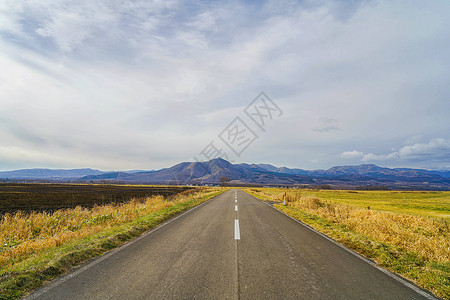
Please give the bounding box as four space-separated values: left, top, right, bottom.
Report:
234 191 240 240
234 219 240 240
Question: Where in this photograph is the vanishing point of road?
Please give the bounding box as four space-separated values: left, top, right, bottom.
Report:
26 190 437 299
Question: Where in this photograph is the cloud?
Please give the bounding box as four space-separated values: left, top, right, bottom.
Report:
312 118 340 133
362 152 399 162
341 150 364 159
349 138 450 169
398 138 450 161
0 0 450 171
0 0 181 54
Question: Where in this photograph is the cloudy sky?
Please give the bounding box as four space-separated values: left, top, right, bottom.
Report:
1 0 449 171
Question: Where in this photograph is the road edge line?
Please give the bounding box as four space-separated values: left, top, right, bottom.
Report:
250 194 439 300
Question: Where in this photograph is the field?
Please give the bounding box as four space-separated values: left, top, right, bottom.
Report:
246 189 450 219
0 183 191 214
244 188 450 299
0 184 225 299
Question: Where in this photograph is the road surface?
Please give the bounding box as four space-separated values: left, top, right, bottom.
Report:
27 190 436 299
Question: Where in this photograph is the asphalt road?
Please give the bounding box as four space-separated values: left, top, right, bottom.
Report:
26 190 436 300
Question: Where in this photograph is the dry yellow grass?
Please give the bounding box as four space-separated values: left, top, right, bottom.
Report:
279 191 449 264
0 190 205 272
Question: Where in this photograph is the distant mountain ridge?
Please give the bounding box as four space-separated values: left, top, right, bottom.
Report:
80 159 450 190
0 168 154 179
0 168 104 179
2 160 449 190
256 163 450 185
81 159 297 184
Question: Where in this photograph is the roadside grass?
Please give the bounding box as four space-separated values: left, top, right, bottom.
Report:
0 187 225 300
243 188 450 299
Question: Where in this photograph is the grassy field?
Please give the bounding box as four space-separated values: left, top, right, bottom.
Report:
0 183 191 214
0 186 225 299
298 189 449 219
244 188 450 299
246 188 450 219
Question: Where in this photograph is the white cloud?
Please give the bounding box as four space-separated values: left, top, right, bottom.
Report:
398 138 450 158
350 138 450 169
312 118 340 133
341 150 364 159
0 0 450 171
362 152 399 162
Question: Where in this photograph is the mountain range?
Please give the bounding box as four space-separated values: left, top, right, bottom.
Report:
2 158 448 190
81 159 450 190
0 168 154 179
0 168 104 179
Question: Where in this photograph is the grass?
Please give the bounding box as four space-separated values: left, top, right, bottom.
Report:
298 189 450 219
243 188 450 299
0 187 225 299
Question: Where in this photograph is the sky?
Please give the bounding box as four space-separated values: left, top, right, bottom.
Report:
1 0 449 171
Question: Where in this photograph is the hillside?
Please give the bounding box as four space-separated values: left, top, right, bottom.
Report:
0 168 104 179
2 159 449 189
80 159 450 190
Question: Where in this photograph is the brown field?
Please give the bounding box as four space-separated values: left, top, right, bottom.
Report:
0 183 192 214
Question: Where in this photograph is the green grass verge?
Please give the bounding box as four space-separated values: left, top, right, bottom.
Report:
0 191 223 300
246 190 448 299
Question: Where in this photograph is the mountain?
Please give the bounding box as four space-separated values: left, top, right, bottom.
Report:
309 164 449 183
430 170 450 178
82 158 313 185
256 164 310 175
80 159 450 189
123 170 155 174
0 168 104 179
2 160 449 190
257 163 449 183
0 168 156 179
255 163 280 173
